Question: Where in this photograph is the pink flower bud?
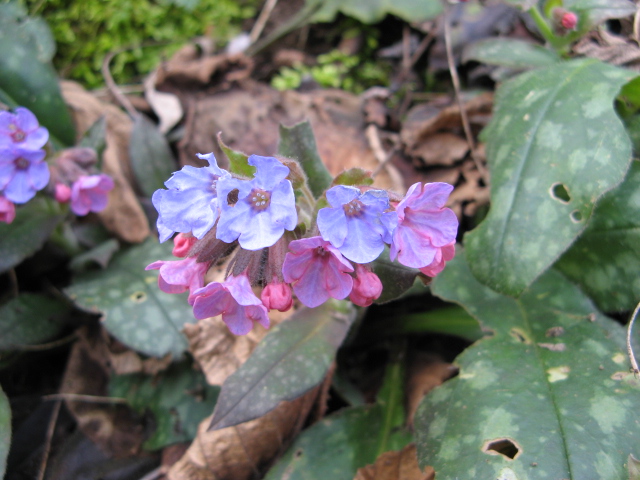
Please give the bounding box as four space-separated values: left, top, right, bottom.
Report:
172 233 197 257
561 12 578 30
261 279 293 312
54 183 71 203
349 264 382 307
0 196 16 224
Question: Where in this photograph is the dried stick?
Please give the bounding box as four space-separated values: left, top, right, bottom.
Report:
43 393 128 404
443 4 489 185
102 51 139 119
627 301 640 375
250 0 280 44
36 400 61 480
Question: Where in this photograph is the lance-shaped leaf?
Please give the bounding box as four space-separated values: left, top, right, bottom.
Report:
109 361 219 450
0 197 65 274
209 300 355 431
65 238 195 358
0 385 9 478
463 38 561 70
0 293 70 350
415 252 640 479
278 121 332 199
556 161 640 312
465 59 635 296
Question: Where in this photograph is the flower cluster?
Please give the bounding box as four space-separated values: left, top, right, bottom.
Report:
147 151 458 336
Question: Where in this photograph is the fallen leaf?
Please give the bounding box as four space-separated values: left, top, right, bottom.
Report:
145 70 183 134
354 444 434 480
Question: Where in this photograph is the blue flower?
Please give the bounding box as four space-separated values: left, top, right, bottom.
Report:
152 153 230 242
0 146 49 204
317 185 397 264
216 155 297 250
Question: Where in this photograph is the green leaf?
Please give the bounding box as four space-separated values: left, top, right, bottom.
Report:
0 293 70 350
109 361 219 450
332 167 374 187
380 306 484 342
0 3 75 146
312 0 442 24
629 454 640 480
69 238 120 272
217 132 255 178
0 385 10 478
65 238 195 358
416 252 640 479
129 115 177 198
555 161 640 312
371 247 418 304
265 353 412 480
465 59 635 296
209 300 355 430
463 38 561 69
0 197 65 274
278 121 332 199
78 116 107 170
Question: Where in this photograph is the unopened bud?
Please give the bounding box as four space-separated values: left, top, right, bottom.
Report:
261 279 293 312
173 233 197 257
552 8 578 33
54 183 71 203
349 264 382 307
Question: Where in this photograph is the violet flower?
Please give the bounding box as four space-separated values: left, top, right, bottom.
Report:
191 274 270 335
0 107 49 150
282 236 354 308
152 153 230 242
0 146 49 203
146 256 208 303
390 182 458 268
216 155 297 250
317 185 397 264
70 174 114 215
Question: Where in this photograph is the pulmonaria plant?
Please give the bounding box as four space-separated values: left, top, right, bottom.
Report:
147 145 459 336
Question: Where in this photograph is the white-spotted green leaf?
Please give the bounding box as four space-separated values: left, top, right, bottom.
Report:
465 59 635 296
556 161 640 312
109 361 219 450
463 38 561 69
415 251 640 480
0 294 70 350
0 385 9 478
65 238 195 358
209 300 355 431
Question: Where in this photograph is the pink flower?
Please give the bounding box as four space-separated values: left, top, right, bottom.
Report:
0 195 16 224
70 174 114 216
145 257 208 303
172 233 197 257
191 274 269 335
349 264 382 307
419 241 456 277
261 278 293 312
282 236 354 308
390 182 458 269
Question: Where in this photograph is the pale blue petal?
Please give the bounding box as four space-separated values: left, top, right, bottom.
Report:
317 207 348 248
326 185 359 207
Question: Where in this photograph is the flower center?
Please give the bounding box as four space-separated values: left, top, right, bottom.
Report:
314 246 328 257
249 188 271 212
343 199 364 217
14 157 29 170
9 123 26 143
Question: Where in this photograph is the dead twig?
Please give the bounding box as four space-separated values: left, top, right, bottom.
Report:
36 400 61 480
443 4 490 185
627 301 640 375
250 0 279 44
43 393 128 404
366 124 404 192
102 50 139 119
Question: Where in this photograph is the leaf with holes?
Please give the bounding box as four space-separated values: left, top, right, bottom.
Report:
65 238 195 358
109 361 219 450
0 385 9 478
556 161 640 312
465 59 635 296
415 251 640 480
209 300 355 431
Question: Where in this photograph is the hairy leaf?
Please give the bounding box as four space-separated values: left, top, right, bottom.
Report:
0 385 9 478
332 167 374 187
416 252 640 479
556 161 640 312
465 59 635 296
109 361 219 450
209 300 355 430
463 38 560 69
65 238 195 358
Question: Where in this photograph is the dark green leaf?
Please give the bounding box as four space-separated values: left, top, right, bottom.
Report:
371 247 419 304
0 197 65 274
566 0 636 25
465 59 635 296
0 293 70 350
0 385 9 478
109 361 219 450
0 3 75 146
78 116 107 170
382 306 484 342
416 252 640 479
65 238 195 358
556 161 640 312
312 0 442 24
69 239 120 272
332 168 373 187
463 38 560 69
278 121 332 199
210 300 355 430
217 132 254 178
129 115 176 198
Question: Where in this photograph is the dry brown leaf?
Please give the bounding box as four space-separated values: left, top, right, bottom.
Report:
353 444 434 480
61 81 150 243
167 381 326 480
405 352 457 426
406 132 468 167
574 30 640 70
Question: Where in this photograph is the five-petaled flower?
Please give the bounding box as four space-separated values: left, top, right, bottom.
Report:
70 174 114 216
0 146 50 204
0 107 49 150
145 256 209 304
